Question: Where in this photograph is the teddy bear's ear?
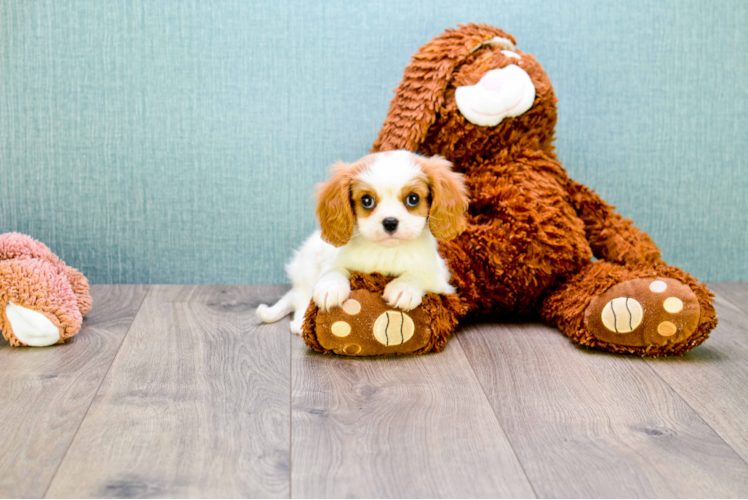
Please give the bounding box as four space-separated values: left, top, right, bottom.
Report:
372 24 517 153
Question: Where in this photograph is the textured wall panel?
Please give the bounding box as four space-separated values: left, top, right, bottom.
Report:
1 0 746 283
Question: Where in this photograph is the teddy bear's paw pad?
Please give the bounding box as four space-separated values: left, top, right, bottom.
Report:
584 278 700 347
315 290 431 356
5 301 61 347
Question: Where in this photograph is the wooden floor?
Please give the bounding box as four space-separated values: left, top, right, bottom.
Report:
2 284 748 498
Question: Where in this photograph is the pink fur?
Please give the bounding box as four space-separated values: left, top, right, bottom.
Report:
0 233 91 346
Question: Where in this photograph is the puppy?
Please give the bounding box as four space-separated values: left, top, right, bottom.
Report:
256 150 469 334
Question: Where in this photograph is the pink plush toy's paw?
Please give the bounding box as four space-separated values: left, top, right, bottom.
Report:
0 232 91 318
0 259 83 347
63 265 92 317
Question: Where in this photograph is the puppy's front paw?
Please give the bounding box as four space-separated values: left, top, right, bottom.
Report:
383 280 423 311
290 315 304 336
313 275 351 311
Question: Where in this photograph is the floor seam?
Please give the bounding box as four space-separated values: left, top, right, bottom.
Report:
455 332 540 499
643 283 748 469
41 285 153 498
711 283 748 316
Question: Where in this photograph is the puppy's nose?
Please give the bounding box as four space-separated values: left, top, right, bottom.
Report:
382 218 399 234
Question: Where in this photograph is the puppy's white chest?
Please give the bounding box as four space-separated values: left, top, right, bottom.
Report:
335 232 439 277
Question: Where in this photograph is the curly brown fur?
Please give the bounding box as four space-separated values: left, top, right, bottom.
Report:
360 23 717 356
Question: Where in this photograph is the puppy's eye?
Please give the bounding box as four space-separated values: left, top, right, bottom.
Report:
405 193 420 207
361 195 375 209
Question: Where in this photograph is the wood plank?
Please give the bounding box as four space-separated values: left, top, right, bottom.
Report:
709 282 748 314
644 283 748 464
291 335 535 498
0 285 148 498
45 285 291 499
459 319 748 498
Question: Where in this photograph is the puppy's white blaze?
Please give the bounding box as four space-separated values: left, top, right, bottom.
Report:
6 301 60 346
355 151 429 244
356 151 423 193
455 64 536 127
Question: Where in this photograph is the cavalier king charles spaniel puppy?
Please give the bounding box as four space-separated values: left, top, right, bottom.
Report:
257 150 469 334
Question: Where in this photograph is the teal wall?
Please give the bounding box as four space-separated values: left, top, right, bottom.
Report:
1 0 746 283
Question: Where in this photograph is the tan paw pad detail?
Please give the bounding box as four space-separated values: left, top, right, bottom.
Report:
649 280 667 293
331 321 351 337
342 299 361 315
343 344 361 355
663 297 683 313
657 321 677 336
373 311 415 346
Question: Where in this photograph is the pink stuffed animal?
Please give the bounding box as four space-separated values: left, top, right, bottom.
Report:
0 233 91 346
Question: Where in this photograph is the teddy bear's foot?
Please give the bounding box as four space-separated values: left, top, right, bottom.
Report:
542 261 717 356
306 289 434 356
585 277 700 348
4 301 61 346
301 272 465 356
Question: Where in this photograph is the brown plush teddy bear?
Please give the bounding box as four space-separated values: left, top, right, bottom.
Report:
303 24 716 357
0 233 91 346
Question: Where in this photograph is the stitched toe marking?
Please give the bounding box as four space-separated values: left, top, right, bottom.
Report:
601 297 643 333
373 311 415 346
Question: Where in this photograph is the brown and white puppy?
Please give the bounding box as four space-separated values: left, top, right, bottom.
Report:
257 150 468 334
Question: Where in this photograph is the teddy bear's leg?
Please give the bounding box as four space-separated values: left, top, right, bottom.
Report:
540 261 717 356
0 259 83 347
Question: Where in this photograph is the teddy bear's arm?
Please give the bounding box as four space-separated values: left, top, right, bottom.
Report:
566 179 663 266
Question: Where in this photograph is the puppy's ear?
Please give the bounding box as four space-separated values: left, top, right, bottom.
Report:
417 155 469 241
316 161 356 247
